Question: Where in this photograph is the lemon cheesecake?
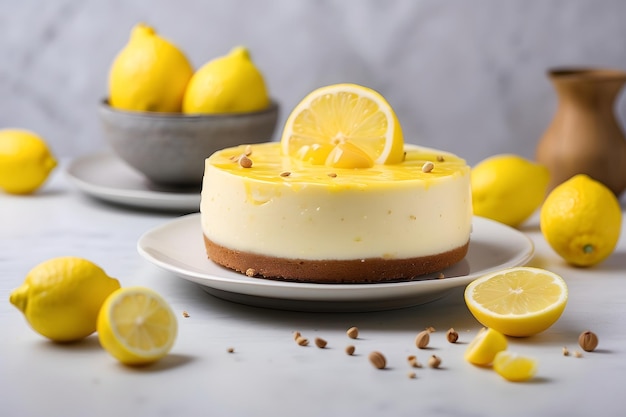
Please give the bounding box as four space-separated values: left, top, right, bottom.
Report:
201 142 471 283
200 83 472 283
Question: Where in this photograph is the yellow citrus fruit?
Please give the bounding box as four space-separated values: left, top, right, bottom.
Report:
280 83 404 168
183 46 270 114
464 327 508 366
540 174 622 267
0 129 57 195
471 154 550 227
493 351 538 382
109 23 193 112
97 286 177 366
464 267 568 337
9 257 120 342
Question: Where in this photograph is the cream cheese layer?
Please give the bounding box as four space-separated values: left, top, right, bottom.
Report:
201 143 472 260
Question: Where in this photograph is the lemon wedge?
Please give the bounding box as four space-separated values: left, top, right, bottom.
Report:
464 267 568 337
493 351 538 382
281 83 404 167
464 327 508 366
97 287 177 366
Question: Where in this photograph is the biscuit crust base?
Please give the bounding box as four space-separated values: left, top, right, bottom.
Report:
204 235 470 284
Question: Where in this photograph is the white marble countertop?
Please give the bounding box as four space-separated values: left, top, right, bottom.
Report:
1 163 625 417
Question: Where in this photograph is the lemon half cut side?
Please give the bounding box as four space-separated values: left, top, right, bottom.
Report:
97 286 178 365
464 267 568 337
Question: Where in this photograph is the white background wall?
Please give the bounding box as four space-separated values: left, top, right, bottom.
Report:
2 0 626 165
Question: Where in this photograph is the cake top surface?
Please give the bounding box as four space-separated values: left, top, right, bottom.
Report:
206 142 469 187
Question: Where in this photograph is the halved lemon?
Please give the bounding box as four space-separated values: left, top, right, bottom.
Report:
464 267 568 337
97 286 177 365
493 351 538 382
464 327 508 366
280 83 404 168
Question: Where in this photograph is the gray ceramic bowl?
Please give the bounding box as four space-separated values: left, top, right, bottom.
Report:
99 100 279 186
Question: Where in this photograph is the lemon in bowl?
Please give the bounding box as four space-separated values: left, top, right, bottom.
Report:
102 25 278 186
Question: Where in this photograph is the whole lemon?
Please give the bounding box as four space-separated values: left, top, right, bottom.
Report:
0 129 57 195
183 46 270 114
108 23 193 112
471 154 550 227
540 174 622 267
9 257 121 342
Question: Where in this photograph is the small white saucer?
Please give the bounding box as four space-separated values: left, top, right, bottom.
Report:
66 152 200 212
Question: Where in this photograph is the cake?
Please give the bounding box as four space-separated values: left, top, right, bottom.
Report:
200 143 472 283
200 83 472 284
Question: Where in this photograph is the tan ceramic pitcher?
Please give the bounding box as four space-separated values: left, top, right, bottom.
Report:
536 67 626 196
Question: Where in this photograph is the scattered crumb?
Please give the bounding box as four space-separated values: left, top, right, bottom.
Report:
182 310 190 318
227 347 235 353
245 268 256 277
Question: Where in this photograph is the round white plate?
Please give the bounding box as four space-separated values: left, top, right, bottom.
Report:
66 152 200 212
137 214 534 312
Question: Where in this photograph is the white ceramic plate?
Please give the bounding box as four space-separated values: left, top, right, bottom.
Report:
66 152 200 212
137 214 534 312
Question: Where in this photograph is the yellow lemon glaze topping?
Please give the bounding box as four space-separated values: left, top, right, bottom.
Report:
209 143 469 187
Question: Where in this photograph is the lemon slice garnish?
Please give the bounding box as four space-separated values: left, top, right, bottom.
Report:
281 83 404 168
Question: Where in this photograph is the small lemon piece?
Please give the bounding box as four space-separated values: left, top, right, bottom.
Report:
109 23 193 112
183 46 270 114
97 286 177 366
0 129 57 195
493 351 538 382
540 174 622 267
9 257 120 342
471 154 550 227
281 83 405 168
464 327 508 366
464 267 568 337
